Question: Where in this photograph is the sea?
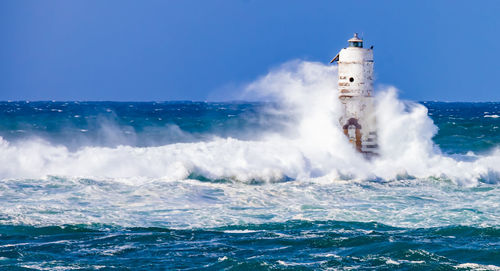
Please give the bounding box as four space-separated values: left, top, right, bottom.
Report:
0 62 499 270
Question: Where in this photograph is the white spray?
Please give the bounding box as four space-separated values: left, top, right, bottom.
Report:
0 61 498 186
2 60 500 229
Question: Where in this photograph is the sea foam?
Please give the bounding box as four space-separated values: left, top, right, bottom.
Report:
1 61 500 229
0 61 498 186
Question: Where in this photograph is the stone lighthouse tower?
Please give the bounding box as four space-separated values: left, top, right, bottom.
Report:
330 33 378 156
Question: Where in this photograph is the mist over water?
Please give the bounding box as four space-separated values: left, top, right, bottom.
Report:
1 61 500 269
0 61 499 185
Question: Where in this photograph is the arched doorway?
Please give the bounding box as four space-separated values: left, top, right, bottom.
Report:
343 118 362 152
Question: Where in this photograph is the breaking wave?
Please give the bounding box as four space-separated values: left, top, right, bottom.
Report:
0 61 499 186
1 61 500 229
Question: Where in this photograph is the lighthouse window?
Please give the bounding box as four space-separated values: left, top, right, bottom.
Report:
349 77 354 82
348 41 363 48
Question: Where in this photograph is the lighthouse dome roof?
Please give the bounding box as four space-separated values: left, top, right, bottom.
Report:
348 33 363 42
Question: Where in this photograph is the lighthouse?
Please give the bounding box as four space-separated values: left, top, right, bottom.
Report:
330 33 378 156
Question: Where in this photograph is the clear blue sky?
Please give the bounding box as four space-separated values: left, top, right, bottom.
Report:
1 0 499 101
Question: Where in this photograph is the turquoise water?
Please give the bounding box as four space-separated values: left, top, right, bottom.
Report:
0 101 499 270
